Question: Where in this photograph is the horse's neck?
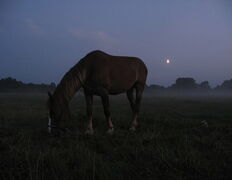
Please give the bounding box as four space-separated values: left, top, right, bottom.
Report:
56 68 84 103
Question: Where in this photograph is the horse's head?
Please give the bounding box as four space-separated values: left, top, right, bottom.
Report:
47 92 71 134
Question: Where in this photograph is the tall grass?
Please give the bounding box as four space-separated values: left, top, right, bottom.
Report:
0 93 231 179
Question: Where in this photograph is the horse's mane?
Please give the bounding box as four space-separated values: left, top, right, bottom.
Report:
53 62 84 107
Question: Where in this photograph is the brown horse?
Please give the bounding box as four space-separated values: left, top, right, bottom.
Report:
47 50 147 134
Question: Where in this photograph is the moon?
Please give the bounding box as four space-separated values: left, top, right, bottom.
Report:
166 59 170 64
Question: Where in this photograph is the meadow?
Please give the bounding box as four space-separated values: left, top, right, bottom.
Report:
0 92 231 180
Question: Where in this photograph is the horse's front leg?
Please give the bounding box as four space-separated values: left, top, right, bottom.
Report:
99 91 114 134
84 91 94 134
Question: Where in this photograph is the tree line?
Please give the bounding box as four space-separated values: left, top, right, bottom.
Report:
0 77 55 92
0 77 232 93
148 77 232 91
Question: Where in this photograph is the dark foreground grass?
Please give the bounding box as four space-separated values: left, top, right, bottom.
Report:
0 93 231 180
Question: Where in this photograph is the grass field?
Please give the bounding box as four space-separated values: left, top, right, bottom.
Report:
0 92 231 180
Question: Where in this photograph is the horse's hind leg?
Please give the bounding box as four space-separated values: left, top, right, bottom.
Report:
127 88 136 129
84 91 94 134
126 88 135 111
130 83 144 131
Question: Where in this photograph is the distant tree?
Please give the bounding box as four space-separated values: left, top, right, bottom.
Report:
0 77 23 89
199 81 211 89
0 77 56 92
171 77 197 89
218 79 232 89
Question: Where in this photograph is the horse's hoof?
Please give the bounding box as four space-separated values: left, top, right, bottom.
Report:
129 126 136 131
106 127 114 135
85 129 94 135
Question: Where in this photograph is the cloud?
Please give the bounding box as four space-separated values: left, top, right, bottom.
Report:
68 27 118 49
25 18 46 36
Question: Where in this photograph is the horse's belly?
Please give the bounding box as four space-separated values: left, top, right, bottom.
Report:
108 89 127 95
108 80 136 94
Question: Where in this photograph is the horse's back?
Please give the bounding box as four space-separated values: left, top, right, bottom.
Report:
83 50 147 94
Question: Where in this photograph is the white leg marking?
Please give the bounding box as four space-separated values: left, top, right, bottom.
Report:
106 127 114 135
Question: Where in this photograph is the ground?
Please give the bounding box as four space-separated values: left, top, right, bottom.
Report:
0 92 231 180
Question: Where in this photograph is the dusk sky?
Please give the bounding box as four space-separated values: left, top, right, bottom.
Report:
0 0 232 87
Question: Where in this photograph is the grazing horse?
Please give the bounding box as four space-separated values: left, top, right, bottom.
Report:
47 50 147 134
